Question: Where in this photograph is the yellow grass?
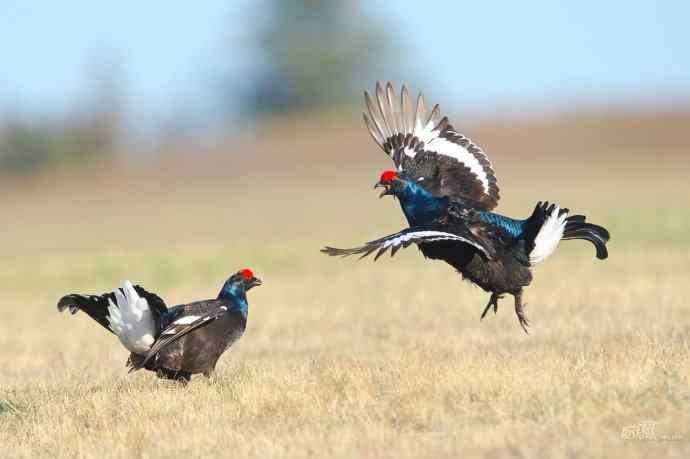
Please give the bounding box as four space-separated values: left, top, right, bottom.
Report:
1 113 689 458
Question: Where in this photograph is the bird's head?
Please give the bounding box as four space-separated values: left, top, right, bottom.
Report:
374 170 409 199
222 268 262 295
373 169 447 226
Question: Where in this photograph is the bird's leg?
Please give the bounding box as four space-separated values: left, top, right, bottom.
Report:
480 293 503 320
514 291 530 334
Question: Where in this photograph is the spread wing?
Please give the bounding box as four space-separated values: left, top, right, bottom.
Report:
322 225 493 261
363 82 500 210
131 300 229 371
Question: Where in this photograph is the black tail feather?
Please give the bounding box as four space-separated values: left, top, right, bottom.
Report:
57 285 167 334
563 217 610 260
57 294 115 333
523 201 570 256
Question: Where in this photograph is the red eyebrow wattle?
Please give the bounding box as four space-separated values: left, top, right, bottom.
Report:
380 170 398 183
240 268 254 279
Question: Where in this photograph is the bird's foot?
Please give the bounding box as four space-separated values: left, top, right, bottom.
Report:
514 296 530 334
480 294 503 320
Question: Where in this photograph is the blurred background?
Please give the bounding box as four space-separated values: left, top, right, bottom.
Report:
2 0 689 173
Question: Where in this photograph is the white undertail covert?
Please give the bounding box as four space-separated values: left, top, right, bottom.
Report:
530 205 568 264
107 281 156 354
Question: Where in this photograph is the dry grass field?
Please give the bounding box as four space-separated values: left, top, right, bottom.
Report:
1 111 689 458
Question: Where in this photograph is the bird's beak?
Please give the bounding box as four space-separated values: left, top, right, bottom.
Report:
246 277 262 290
374 181 392 198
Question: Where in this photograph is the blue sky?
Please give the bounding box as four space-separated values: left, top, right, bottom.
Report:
1 1 689 130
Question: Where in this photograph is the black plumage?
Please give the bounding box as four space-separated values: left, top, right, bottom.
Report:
324 83 610 333
363 81 500 211
129 299 248 381
57 269 261 382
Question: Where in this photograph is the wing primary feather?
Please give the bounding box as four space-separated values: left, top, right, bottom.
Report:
321 247 353 257
323 228 491 262
374 244 391 261
435 116 450 133
359 245 379 260
375 82 393 138
427 104 441 127
382 82 397 135
415 92 427 131
364 90 388 143
386 82 402 135
363 113 384 147
401 85 413 134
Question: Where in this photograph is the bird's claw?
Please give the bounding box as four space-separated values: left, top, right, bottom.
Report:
480 294 503 320
515 303 530 334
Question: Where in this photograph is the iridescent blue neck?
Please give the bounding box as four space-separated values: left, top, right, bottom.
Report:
218 283 249 318
395 181 448 226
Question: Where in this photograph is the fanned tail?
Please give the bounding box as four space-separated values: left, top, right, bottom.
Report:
563 215 610 260
57 281 166 355
526 201 610 263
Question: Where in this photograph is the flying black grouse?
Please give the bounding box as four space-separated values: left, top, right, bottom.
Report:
57 269 262 382
323 82 610 333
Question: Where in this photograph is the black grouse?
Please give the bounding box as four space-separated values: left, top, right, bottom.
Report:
57 269 261 382
323 82 610 333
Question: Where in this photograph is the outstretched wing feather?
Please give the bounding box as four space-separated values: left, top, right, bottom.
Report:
375 82 393 139
322 227 491 261
401 85 413 134
364 82 500 210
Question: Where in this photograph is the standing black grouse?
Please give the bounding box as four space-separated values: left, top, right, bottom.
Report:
57 269 261 382
322 82 610 333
